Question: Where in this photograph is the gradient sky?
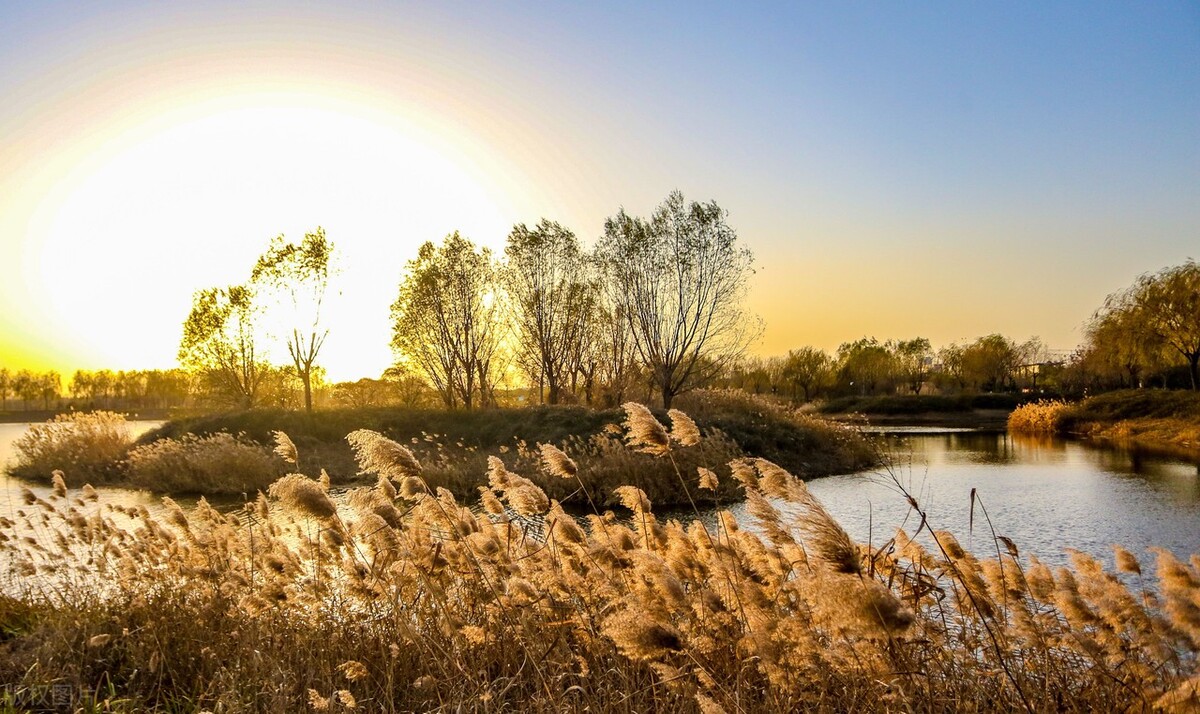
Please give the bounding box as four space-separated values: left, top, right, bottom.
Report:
2 1 1198 381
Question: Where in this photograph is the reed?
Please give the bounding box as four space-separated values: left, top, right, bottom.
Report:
9 410 133 484
125 431 284 494
0 405 1195 712
1006 399 1072 434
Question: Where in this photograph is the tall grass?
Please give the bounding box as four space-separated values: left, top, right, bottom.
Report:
9 411 133 484
1006 399 1072 433
1 405 1196 712
125 432 285 494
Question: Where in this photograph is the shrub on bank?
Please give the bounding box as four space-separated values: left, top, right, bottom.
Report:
1006 399 1073 433
1 405 1196 712
125 432 283 494
9 411 132 484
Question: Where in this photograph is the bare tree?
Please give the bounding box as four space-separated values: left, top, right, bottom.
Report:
251 228 335 413
503 220 595 404
596 191 758 408
390 233 503 410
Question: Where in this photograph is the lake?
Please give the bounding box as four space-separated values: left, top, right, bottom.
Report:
2 422 1198 567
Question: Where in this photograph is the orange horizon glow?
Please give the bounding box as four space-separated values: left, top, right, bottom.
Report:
2 3 1197 382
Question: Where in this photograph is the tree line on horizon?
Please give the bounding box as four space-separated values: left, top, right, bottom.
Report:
4 216 1197 414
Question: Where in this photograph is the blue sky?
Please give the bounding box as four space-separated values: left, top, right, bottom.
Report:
1 1 1197 375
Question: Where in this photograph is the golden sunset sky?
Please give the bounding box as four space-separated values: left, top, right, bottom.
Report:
2 2 1198 381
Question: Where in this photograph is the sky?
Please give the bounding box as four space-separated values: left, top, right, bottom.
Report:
1 1 1198 381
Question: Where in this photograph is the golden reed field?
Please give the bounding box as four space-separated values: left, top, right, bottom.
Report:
1 404 1198 712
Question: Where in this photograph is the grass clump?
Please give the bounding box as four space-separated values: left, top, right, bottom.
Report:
125 432 284 494
2 405 1196 712
9 411 133 484
1006 399 1072 433
673 388 877 475
137 396 874 504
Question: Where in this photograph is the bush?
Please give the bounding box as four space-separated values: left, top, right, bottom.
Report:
9 411 133 484
1006 400 1073 433
126 432 284 494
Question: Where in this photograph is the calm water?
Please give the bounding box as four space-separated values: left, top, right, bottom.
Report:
3 422 1198 567
803 429 1200 566
1 420 170 518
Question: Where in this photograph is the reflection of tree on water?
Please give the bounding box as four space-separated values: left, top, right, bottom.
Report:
951 432 1018 464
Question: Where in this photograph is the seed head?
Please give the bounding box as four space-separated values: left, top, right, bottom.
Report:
539 443 578 478
622 402 671 456
667 409 701 446
269 474 338 521
272 431 298 464
347 429 422 479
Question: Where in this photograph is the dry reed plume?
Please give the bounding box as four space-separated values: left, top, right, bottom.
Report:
0 408 1197 712
9 410 134 484
1007 399 1073 434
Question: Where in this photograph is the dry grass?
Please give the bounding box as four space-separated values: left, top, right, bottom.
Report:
1078 418 1200 451
0 405 1196 712
125 432 284 494
369 423 747 509
9 411 133 484
1007 399 1073 434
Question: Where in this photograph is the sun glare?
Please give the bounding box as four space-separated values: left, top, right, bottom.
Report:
23 100 520 380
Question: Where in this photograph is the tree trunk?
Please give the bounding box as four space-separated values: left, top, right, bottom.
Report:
303 373 314 413
1190 353 1199 391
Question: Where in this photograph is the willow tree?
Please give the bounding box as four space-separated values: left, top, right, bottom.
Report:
390 233 502 410
251 228 335 413
503 220 595 404
1131 261 1200 390
1086 293 1168 388
781 346 832 402
596 191 757 409
178 284 266 408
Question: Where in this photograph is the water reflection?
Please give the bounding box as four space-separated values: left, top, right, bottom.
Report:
808 430 1200 568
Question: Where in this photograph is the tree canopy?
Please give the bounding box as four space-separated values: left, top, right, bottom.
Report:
596 191 758 408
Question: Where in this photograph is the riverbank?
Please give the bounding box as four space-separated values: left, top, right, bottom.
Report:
819 393 1033 429
1009 389 1200 456
8 391 878 505
0 407 184 424
2 428 1195 712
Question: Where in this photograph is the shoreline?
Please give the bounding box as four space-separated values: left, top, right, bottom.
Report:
1069 418 1200 463
827 408 1012 430
0 407 180 425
